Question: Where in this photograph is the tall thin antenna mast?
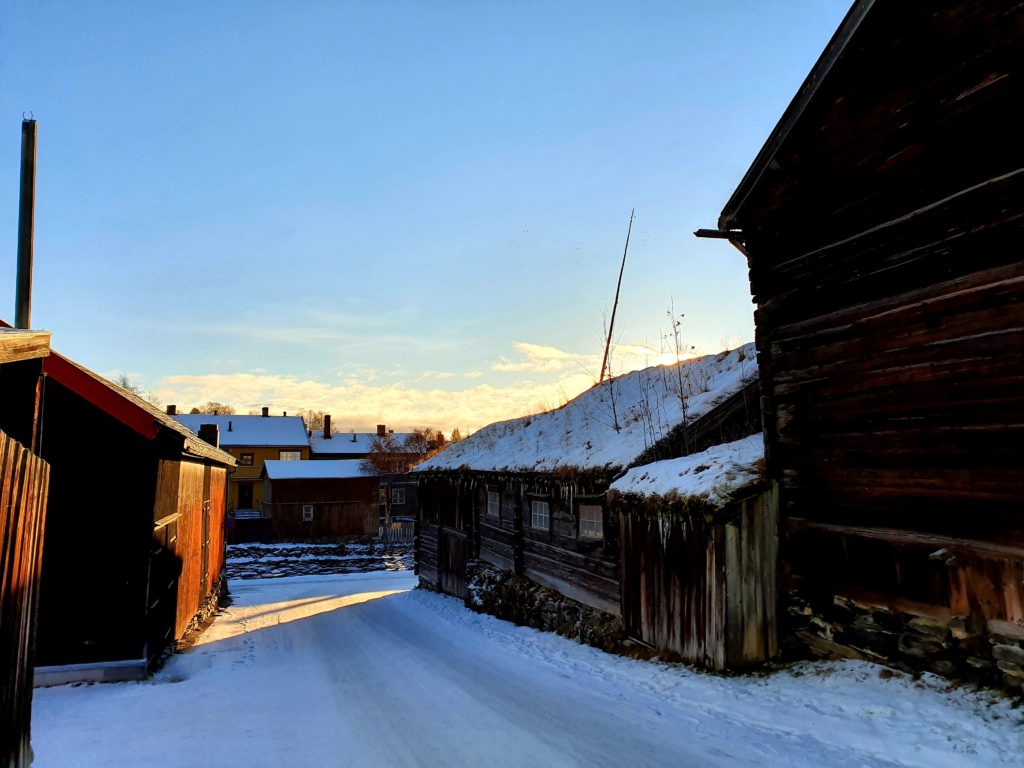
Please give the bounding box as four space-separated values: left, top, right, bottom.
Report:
599 208 634 384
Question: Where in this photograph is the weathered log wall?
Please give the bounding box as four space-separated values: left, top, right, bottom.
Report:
725 0 1024 687
417 474 619 614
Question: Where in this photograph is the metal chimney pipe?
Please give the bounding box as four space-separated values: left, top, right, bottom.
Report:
15 119 37 329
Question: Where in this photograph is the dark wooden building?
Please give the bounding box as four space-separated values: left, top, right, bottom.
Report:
29 349 236 683
415 348 766 665
714 0 1024 685
0 327 51 767
611 435 775 670
261 459 379 539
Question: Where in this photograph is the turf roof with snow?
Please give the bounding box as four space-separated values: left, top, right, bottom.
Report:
417 344 757 474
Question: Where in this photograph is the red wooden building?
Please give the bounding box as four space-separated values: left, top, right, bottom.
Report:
27 347 236 683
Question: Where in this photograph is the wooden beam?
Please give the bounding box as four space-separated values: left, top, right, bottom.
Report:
0 329 50 364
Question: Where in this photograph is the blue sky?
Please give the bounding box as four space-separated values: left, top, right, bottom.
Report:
0 0 849 432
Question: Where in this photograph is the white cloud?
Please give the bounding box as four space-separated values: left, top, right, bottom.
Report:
157 341 702 434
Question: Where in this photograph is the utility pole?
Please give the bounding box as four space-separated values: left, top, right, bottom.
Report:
599 208 634 384
16 118 37 329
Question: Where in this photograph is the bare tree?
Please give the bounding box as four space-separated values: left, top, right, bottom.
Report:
190 402 235 415
114 373 162 408
296 409 327 431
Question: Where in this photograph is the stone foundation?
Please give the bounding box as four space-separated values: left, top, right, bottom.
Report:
449 562 626 653
788 592 1024 692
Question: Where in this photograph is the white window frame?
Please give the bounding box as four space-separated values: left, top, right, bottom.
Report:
531 499 550 531
279 450 301 461
302 504 314 522
487 491 500 517
391 488 406 505
579 504 603 540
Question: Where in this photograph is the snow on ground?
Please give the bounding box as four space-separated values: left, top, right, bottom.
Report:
33 571 1023 768
418 344 757 473
611 433 764 506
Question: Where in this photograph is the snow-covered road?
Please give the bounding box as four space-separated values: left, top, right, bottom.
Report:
33 571 1022 767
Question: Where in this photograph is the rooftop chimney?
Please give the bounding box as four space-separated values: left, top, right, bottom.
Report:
166 404 177 416
15 119 37 329
228 420 233 432
198 423 220 449
377 424 386 437
283 411 287 417
323 414 331 439
351 430 356 442
261 406 269 417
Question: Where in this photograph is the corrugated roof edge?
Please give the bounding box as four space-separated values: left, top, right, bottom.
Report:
718 0 876 231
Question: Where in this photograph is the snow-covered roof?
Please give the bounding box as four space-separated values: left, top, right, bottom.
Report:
610 434 764 507
310 430 414 455
264 459 373 481
174 414 310 448
416 344 757 474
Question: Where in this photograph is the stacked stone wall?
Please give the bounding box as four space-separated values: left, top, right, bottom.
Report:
789 593 1024 692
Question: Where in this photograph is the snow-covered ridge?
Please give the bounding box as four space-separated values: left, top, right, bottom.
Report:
417 343 757 473
610 434 764 507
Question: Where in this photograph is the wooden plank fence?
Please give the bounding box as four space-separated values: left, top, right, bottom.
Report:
379 516 415 545
1 427 50 768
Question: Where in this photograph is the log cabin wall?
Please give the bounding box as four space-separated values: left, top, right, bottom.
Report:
417 472 619 615
723 1 1024 686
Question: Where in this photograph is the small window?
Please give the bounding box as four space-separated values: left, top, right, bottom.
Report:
239 453 254 466
531 500 550 530
302 505 314 522
579 504 603 540
378 488 387 504
279 450 301 461
487 491 500 517
391 488 406 505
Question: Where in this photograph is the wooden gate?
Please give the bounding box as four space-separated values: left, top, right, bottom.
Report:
1 428 51 768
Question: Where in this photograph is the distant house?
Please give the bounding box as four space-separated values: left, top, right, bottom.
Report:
173 409 309 512
712 1 1024 686
309 418 413 462
261 459 379 538
22 348 236 683
413 347 768 667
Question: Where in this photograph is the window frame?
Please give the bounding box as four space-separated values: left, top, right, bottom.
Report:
279 450 301 461
239 452 254 466
578 504 604 540
486 490 500 518
391 488 406 505
530 499 550 531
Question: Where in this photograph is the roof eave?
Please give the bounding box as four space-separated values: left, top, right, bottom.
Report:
718 0 876 231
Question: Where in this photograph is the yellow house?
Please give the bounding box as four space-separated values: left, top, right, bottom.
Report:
172 408 310 511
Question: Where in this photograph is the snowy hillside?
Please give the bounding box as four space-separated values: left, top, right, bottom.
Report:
611 434 764 507
418 344 757 473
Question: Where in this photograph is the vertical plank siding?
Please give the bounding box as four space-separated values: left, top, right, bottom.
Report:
619 488 778 670
0 428 50 768
173 461 206 640
207 467 227 588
